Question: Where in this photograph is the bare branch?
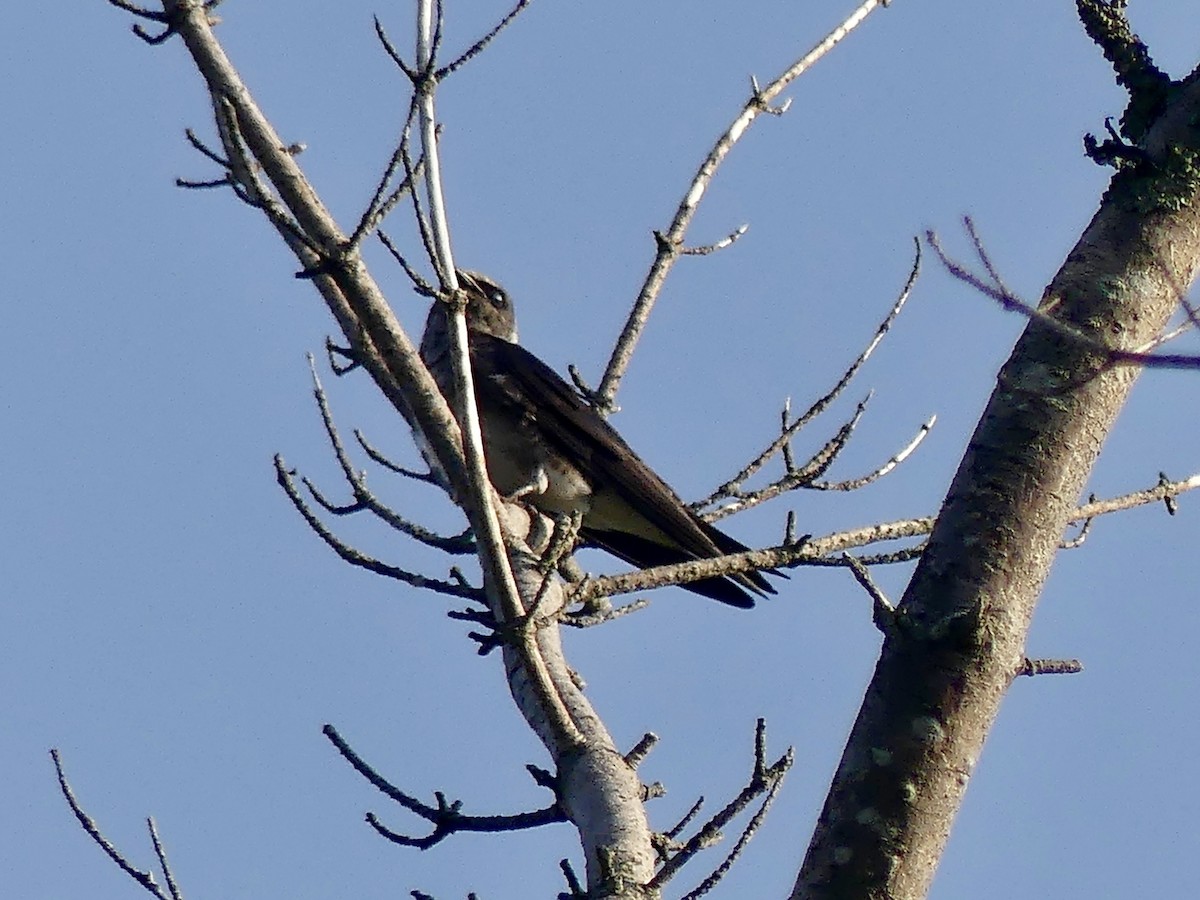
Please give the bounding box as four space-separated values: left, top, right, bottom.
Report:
376 230 437 298
1060 493 1096 549
575 471 1200 604
664 798 706 843
348 94 424 249
303 354 474 554
322 725 564 849
1069 471 1200 519
52 749 179 900
1019 658 1084 677
624 733 659 769
413 0 587 757
810 415 937 492
595 0 892 410
209 95 321 255
842 554 900 637
436 0 536 78
558 859 584 895
354 428 440 484
107 0 167 18
680 224 749 256
182 126 228 166
650 720 793 890
146 819 184 900
703 395 868 519
679 760 788 900
819 545 926 567
561 595 651 627
275 455 482 600
1075 0 1170 140
699 242 921 512
372 15 419 82
929 219 1200 372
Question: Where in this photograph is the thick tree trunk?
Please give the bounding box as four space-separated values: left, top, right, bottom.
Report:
793 72 1200 900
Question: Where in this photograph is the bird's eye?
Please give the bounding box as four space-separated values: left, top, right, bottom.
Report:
489 289 508 309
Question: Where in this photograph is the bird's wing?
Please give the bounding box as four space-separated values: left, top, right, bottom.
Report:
470 334 773 599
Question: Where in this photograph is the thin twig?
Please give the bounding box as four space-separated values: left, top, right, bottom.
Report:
147 818 184 900
211 95 321 255
842 554 899 637
649 720 793 890
304 355 474 553
665 798 706 842
348 93 424 249
322 724 564 849
51 749 176 900
1060 493 1096 549
436 0 536 78
595 0 891 410
373 15 419 81
680 753 790 899
699 241 921 510
810 415 937 492
376 230 437 298
275 455 482 599
575 472 1200 603
929 219 1200 371
561 596 651 627
703 395 873 519
107 0 167 18
354 428 439 483
681 224 749 256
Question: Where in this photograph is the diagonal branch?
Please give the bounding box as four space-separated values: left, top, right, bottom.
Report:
574 472 1200 604
794 52 1200 897
274 455 482 600
594 0 892 411
323 724 565 849
650 719 793 892
698 241 921 514
436 0 536 78
52 749 183 900
304 354 474 554
929 218 1200 372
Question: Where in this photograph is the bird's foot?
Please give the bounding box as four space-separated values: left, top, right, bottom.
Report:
504 466 550 502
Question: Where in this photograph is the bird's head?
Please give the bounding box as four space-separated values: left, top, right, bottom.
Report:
455 269 517 343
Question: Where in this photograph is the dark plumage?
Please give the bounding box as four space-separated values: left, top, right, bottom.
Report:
420 270 776 607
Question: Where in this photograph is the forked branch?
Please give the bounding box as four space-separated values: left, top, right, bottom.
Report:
323 724 565 850
594 0 893 411
929 218 1200 373
649 719 793 894
52 749 185 900
574 471 1200 605
699 241 924 519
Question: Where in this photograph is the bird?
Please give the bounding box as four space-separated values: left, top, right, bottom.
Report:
419 270 776 608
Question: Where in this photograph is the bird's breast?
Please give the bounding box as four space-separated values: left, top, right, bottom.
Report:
479 405 594 515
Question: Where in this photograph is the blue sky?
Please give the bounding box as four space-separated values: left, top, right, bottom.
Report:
5 2 1199 897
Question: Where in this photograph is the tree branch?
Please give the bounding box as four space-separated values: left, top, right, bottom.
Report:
793 53 1200 899
52 749 183 900
574 472 1200 605
594 0 891 411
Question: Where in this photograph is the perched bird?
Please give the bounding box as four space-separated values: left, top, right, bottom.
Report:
419 270 776 608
